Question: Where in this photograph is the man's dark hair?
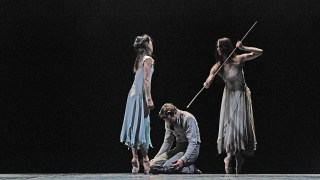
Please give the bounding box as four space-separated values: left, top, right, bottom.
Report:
158 103 177 119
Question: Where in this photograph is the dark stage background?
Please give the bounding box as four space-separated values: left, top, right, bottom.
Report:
1 0 319 174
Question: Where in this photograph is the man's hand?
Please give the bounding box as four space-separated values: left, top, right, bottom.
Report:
171 159 184 170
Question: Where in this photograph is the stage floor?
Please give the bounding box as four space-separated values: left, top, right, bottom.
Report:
0 174 319 180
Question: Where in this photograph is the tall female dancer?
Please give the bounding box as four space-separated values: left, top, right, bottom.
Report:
120 34 155 174
204 37 263 174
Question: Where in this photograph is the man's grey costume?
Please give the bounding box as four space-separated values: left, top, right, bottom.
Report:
150 110 201 174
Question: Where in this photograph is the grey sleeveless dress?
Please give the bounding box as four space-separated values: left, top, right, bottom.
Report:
217 61 257 156
120 56 154 151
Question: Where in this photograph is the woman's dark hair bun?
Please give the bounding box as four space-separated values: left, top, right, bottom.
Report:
133 34 151 51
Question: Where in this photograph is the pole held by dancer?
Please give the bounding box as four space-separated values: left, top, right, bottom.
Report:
186 21 258 108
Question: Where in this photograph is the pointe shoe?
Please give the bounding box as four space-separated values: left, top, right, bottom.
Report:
235 156 244 174
131 158 140 174
142 158 150 174
224 155 232 174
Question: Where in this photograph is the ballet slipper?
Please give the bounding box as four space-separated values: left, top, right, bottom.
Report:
142 157 150 174
131 158 140 174
235 155 244 174
224 155 232 174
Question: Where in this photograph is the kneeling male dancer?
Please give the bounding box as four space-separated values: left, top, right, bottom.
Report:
150 103 202 174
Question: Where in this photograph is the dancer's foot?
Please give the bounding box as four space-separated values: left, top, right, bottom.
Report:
235 155 244 174
194 167 202 174
224 155 232 174
131 157 140 174
142 157 150 174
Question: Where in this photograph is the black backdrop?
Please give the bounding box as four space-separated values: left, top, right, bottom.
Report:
1 0 319 173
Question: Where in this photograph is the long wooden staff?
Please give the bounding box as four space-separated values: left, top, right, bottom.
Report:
186 21 258 108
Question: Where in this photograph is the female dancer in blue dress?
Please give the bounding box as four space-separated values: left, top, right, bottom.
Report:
204 37 263 174
120 34 155 174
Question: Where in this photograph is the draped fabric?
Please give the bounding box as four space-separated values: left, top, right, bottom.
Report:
120 56 154 150
217 62 257 155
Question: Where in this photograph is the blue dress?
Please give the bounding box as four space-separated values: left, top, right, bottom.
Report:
120 56 154 150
